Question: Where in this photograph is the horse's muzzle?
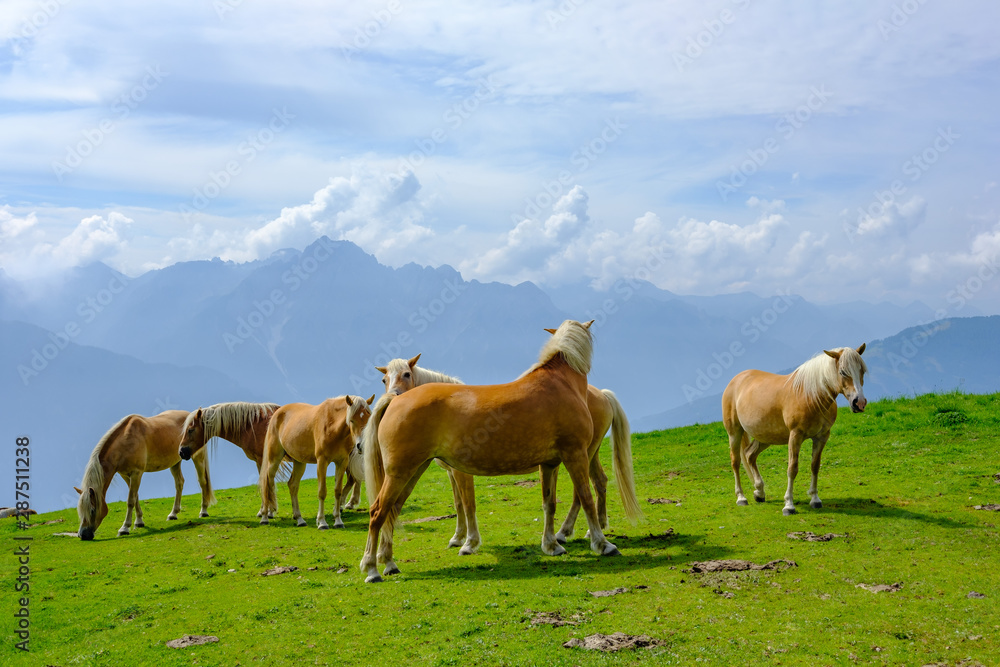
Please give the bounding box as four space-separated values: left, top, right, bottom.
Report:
851 396 866 413
79 527 94 541
179 446 191 460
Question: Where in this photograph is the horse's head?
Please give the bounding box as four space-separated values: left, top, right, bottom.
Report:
75 485 107 540
345 394 376 447
178 408 205 460
825 343 867 413
377 354 422 396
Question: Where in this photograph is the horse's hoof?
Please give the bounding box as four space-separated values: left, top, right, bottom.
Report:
199 512 209 518
754 495 765 504
383 565 401 576
447 539 463 548
117 529 129 537
737 499 749 506
259 518 269 525
318 524 329 531
333 521 345 529
167 515 178 521
135 522 145 528
296 519 307 527
810 500 823 509
602 545 622 557
365 574 383 583
555 533 568 545
782 507 797 516
458 545 478 556
551 544 567 556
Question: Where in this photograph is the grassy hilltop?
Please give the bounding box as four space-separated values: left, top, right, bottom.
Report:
4 392 1000 666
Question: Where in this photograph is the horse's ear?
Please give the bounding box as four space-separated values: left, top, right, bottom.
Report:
366 394 375 405
344 395 354 406
856 343 866 355
544 328 557 335
583 319 595 329
407 353 421 368
194 408 202 418
74 486 82 495
375 365 387 374
824 349 841 360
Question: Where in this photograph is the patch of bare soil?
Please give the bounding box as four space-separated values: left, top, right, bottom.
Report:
513 480 538 488
647 498 681 505
52 532 79 537
856 582 902 593
973 504 1000 511
589 587 629 598
967 591 986 599
685 559 797 574
260 566 297 576
403 514 457 524
528 610 584 627
787 531 845 542
665 471 680 480
563 632 665 652
992 473 1000 484
166 635 219 649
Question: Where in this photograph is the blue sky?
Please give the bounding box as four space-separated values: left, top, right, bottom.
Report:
2 0 999 311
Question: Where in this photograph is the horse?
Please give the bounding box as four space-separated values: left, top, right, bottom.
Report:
259 395 374 529
361 319 639 583
75 410 215 540
177 402 301 518
722 344 868 516
375 353 640 554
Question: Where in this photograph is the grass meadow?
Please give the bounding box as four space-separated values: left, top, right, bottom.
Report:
4 392 1000 666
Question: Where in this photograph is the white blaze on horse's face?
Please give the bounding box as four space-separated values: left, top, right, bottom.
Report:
346 394 375 446
377 354 421 396
826 343 867 413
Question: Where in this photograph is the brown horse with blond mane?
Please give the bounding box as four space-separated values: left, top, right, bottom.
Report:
361 319 633 583
722 344 868 515
76 410 214 540
375 353 640 554
259 395 373 529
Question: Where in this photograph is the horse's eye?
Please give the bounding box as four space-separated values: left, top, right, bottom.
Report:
382 378 387 384
403 372 410 379
840 370 849 377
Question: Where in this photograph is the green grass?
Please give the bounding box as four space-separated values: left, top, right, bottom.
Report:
4 391 1000 665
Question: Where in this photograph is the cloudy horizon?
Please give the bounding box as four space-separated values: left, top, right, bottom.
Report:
2 1 999 312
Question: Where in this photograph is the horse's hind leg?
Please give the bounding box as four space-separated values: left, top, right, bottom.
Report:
746 439 768 503
453 470 480 556
540 464 566 556
808 434 829 509
119 472 143 536
167 463 184 520
562 450 618 556
362 463 430 583
728 426 749 506
445 467 468 549
287 461 308 527
316 457 331 529
783 431 805 515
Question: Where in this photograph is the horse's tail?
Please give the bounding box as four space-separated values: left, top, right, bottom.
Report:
363 393 396 522
602 389 643 524
259 417 283 515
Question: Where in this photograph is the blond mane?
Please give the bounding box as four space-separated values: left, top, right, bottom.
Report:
522 319 593 377
80 415 132 496
186 402 279 448
790 347 867 404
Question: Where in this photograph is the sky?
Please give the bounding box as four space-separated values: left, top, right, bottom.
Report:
1 0 999 312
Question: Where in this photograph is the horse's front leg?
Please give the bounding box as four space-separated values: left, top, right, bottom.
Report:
193 451 212 518
783 431 805 515
563 450 619 556
454 470 480 555
119 472 143 536
287 461 308 527
540 464 565 555
167 462 184 520
315 458 331 529
808 434 829 509
345 472 362 509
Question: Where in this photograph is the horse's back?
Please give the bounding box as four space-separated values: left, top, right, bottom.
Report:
722 370 792 443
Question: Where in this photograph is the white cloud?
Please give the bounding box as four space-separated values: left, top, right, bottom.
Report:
855 196 926 238
0 210 132 277
0 206 37 241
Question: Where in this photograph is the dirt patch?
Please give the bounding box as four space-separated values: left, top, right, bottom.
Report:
403 514 458 524
613 528 676 544
787 531 845 542
713 588 735 599
25 518 65 528
993 473 1000 484
564 632 664 652
260 566 297 576
166 635 219 649
589 587 629 598
647 498 681 505
856 582 902 593
973 504 1000 511
665 471 680 480
514 480 538 488
967 591 986 599
528 610 584 627
52 532 79 537
685 559 797 574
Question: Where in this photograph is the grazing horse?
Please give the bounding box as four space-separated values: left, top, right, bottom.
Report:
75 410 214 540
375 354 640 554
177 402 295 518
361 320 635 583
259 395 373 529
722 344 868 515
